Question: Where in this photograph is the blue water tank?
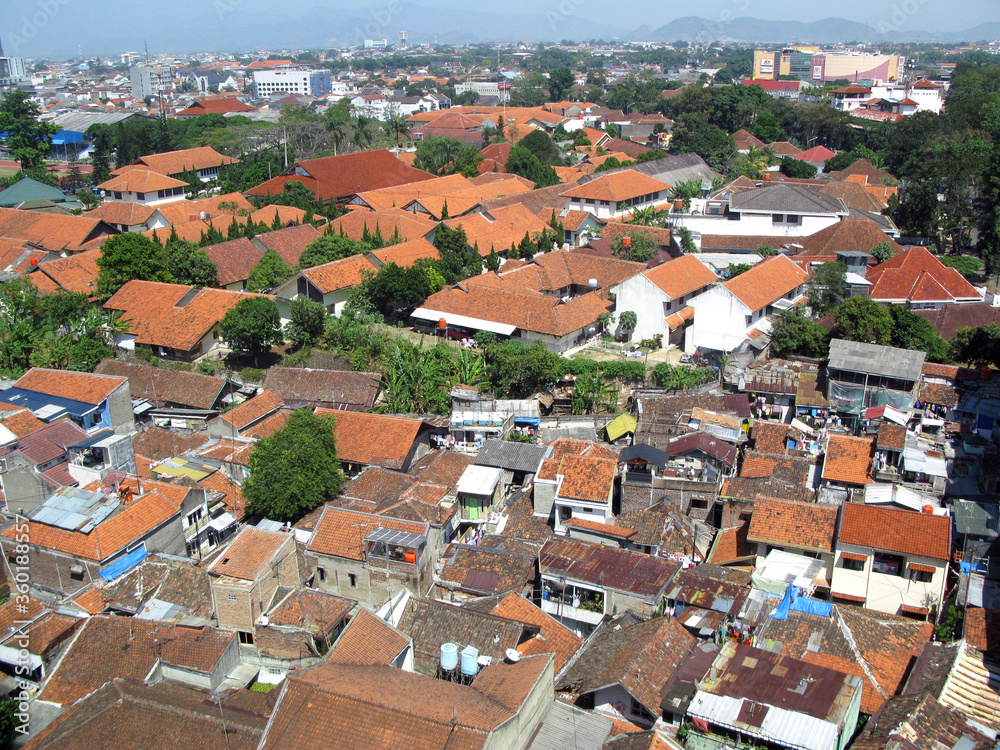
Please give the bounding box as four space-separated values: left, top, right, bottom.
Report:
460 645 479 676
440 642 459 671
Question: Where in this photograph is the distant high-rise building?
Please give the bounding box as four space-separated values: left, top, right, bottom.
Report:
130 65 160 99
0 38 27 85
252 69 333 98
364 39 388 49
753 48 905 84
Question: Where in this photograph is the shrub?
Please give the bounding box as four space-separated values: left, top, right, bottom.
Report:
240 367 265 384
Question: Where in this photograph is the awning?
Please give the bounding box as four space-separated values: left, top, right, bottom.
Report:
514 417 541 426
0 644 41 671
900 603 930 616
411 308 517 336
908 562 937 573
831 591 866 603
99 544 147 581
841 552 867 562
208 512 236 531
604 414 637 442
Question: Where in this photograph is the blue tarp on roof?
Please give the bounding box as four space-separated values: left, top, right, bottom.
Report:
99 545 147 581
514 417 541 426
52 130 85 145
770 583 833 619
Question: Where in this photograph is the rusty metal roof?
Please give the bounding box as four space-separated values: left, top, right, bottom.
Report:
538 538 680 602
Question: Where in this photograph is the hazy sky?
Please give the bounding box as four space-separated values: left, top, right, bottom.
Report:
3 0 999 57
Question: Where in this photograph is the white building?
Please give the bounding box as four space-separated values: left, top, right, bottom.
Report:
562 170 672 221
687 253 807 354
455 81 511 103
129 65 160 99
609 254 718 346
675 183 848 239
831 502 950 617
252 69 333 98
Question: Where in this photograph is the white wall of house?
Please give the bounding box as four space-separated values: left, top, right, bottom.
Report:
553 498 612 533
753 543 834 588
673 211 839 238
611 274 711 344
830 544 947 616
687 286 752 354
564 192 670 221
105 186 185 206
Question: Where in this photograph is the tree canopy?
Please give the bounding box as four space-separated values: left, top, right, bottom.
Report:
242 409 346 521
220 296 283 365
96 234 173 299
299 234 371 269
246 250 293 292
0 90 59 171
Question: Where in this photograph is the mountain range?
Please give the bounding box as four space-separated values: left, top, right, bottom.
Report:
7 3 999 58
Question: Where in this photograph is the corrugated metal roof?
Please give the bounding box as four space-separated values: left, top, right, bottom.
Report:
456 465 502 496
0 387 98 420
529 699 612 750
474 439 552 473
828 339 925 382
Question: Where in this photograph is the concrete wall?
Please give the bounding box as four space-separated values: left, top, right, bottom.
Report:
830 543 947 615
310 552 431 611
107 381 135 434
688 285 751 354
674 212 839 238
0 460 51 517
483 656 555 750
213 536 299 631
592 684 655 727
533 478 558 519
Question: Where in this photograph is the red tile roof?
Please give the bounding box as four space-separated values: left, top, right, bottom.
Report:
838 503 951 560
642 253 718 299
219 389 284 430
748 498 838 552
329 609 410 666
202 237 263 286
135 146 239 176
484 591 582 672
867 248 980 304
370 237 439 268
316 408 423 470
822 435 875 485
208 527 290 580
308 505 428 560
15 367 126 405
254 223 322 267
723 253 807 312
562 169 671 202
27 249 102 297
553 454 617 503
0 207 115 253
93 360 225 410
104 280 271 352
247 150 435 203
300 253 378 293
97 168 187 193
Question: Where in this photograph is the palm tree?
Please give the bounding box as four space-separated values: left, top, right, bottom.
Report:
716 353 735 388
351 115 378 150
742 145 772 179
383 114 412 149
435 138 461 173
325 117 349 156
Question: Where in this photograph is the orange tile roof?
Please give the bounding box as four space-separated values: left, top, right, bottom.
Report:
150 192 253 228
793 218 902 259
838 503 950 560
301 254 378 293
27 249 102 296
642 253 718 300
247 150 435 203
327 208 438 244
15 368 126 405
353 173 473 211
135 146 239 176
329 609 410 666
563 517 636 538
446 203 549 254
747 498 838 552
209 527 289 580
867 247 980 303
316 408 423 470
97 168 187 193
254 222 321 266
410 179 534 219
964 607 1000 654
104 280 271 352
202 237 263 286
708 521 755 564
0 408 45 438
219 390 284 430
1 491 178 562
486 592 582 672
723 253 808 312
308 505 428 560
174 97 256 116
370 238 439 268
562 170 671 202
553 454 617 503
0 206 114 253
197 470 245 517
822 435 874 485
85 200 156 227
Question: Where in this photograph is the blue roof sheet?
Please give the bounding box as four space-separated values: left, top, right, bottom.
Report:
0 387 99 420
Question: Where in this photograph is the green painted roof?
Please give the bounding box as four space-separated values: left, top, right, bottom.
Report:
0 178 77 208
604 413 637 442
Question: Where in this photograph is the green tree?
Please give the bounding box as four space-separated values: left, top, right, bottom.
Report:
750 110 785 143
807 262 847 316
220 296 284 365
618 310 637 337
505 146 559 187
482 339 561 397
770 307 830 358
611 231 657 263
414 136 463 175
780 156 817 179
0 697 24 749
433 224 481 283
242 409 346 521
888 305 948 361
870 242 895 264
76 188 100 210
381 339 453 414
0 90 59 170
164 238 218 287
949 325 1000 369
889 180 940 238
285 298 327 347
299 234 370 268
727 262 753 278
246 250 293 292
96 233 172 299
833 297 892 345
519 129 562 167
548 67 575 101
